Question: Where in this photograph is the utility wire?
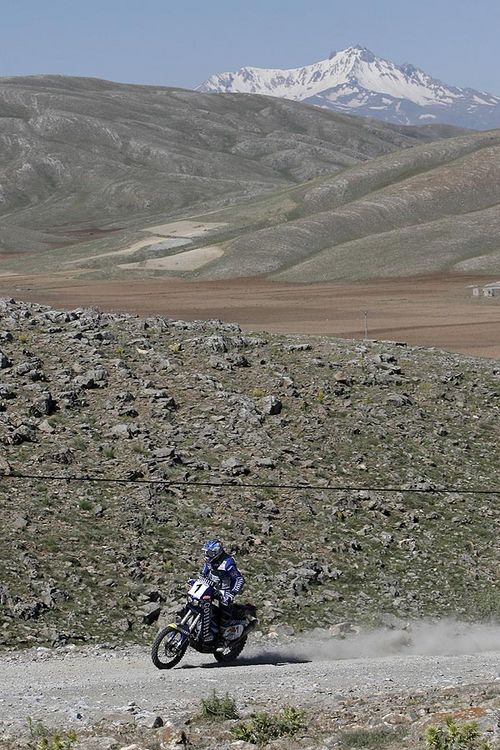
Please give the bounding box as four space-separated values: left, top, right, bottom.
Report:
0 470 499 494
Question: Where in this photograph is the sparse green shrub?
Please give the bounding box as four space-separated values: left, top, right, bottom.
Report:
131 442 148 455
18 333 28 344
315 387 325 403
102 446 115 459
250 387 265 398
231 706 306 745
425 717 492 750
79 499 92 511
28 719 77 750
201 691 239 721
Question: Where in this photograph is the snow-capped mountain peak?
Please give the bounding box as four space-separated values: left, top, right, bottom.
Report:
197 47 500 129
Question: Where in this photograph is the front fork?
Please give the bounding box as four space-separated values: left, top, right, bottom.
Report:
180 611 200 631
178 602 216 643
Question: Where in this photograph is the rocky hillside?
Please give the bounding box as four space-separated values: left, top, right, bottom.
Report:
0 75 444 255
0 298 498 649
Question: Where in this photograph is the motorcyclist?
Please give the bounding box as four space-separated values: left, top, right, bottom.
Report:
198 539 245 640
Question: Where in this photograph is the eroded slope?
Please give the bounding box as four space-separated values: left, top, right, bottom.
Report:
186 130 500 280
0 75 441 254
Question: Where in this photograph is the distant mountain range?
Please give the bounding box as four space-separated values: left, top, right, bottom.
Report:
198 46 500 129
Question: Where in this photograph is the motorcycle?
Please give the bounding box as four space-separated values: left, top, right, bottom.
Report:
151 576 258 669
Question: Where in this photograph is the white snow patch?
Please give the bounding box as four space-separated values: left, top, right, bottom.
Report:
198 45 500 121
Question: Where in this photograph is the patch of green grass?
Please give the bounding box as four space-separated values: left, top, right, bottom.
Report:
131 442 148 455
79 499 92 511
201 691 240 721
425 717 492 750
232 706 306 745
249 386 265 398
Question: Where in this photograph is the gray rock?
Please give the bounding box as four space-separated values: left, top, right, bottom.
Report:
380 532 394 546
0 350 11 369
284 343 312 351
138 603 162 625
260 395 282 415
0 383 16 399
206 334 231 353
135 712 164 729
116 618 132 632
221 457 249 476
29 392 58 417
10 424 37 444
110 423 140 439
385 393 413 406
329 621 359 637
12 600 46 620
73 366 108 389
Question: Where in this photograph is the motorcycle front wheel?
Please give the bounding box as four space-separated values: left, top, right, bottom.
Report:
151 626 188 669
213 636 247 663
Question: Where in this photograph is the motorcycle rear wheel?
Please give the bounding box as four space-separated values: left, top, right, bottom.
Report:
151 626 188 669
213 636 247 663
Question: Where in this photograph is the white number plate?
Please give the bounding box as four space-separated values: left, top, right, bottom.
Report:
188 580 211 600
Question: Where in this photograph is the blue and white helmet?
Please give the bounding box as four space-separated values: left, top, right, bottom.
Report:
202 539 224 563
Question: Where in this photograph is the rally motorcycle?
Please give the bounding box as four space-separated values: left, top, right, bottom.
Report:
151 577 258 669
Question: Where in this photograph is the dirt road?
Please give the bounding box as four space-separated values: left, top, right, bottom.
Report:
1 642 498 733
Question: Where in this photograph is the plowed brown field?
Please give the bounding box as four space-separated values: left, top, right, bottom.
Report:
0 273 499 359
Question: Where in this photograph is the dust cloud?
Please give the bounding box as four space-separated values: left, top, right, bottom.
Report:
263 620 500 663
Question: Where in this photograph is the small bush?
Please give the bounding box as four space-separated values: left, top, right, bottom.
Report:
28 719 77 750
79 499 92 511
232 706 306 745
201 691 240 721
425 717 492 750
250 387 265 398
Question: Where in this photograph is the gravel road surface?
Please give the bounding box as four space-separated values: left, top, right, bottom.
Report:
0 642 499 733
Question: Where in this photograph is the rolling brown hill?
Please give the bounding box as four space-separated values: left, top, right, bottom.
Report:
0 75 445 255
180 130 500 281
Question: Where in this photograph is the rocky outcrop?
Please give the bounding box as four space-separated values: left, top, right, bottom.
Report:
0 298 498 648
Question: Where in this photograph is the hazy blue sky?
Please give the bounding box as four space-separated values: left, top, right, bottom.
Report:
1 0 499 94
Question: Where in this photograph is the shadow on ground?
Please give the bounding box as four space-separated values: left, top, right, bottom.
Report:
179 650 311 669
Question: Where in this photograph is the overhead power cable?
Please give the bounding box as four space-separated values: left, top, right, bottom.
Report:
0 470 499 495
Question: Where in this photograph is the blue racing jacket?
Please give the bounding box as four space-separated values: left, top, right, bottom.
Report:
201 554 245 597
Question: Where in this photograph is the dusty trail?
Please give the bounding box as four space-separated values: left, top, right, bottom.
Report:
0 643 498 733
